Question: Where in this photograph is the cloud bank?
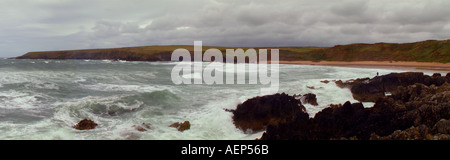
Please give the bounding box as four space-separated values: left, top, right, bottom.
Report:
1 0 450 57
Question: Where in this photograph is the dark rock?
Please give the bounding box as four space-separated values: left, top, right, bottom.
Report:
433 119 450 134
133 123 151 132
337 72 449 102
232 93 306 132
370 125 434 140
261 111 310 140
432 73 441 77
312 101 369 139
320 80 330 84
224 108 234 112
306 86 315 89
169 121 191 132
299 93 318 106
370 122 450 140
306 86 323 90
73 119 98 130
260 82 450 140
261 101 370 140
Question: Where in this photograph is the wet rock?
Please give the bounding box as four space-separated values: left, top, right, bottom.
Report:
261 101 367 140
432 73 441 77
306 86 323 90
170 121 191 132
433 119 450 134
306 86 315 89
320 80 330 84
260 82 450 140
370 124 450 140
336 72 449 102
73 119 98 130
261 111 310 140
231 93 306 133
133 123 151 132
299 93 318 106
370 125 434 140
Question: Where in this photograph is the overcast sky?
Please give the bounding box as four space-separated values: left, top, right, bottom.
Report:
1 0 450 57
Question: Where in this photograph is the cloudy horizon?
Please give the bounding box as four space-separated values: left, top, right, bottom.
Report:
1 0 450 57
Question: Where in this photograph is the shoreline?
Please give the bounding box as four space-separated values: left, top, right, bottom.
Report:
276 60 450 73
7 58 450 73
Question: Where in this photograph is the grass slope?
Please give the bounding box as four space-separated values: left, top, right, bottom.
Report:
16 40 450 63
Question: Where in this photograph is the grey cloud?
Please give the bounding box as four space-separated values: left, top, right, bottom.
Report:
1 0 450 58
331 0 368 17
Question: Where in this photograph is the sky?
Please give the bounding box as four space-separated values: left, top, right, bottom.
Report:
1 0 450 57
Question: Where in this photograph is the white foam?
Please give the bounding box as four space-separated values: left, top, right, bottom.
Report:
181 72 202 80
2 59 435 140
82 83 177 93
0 90 40 109
102 60 112 63
362 102 375 108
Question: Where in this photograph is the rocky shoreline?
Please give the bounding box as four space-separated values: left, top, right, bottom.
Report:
231 72 450 140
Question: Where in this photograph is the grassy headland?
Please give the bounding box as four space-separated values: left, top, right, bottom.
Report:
16 39 450 63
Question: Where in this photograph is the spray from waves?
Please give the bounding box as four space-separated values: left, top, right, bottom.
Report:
50 89 183 139
277 64 406 117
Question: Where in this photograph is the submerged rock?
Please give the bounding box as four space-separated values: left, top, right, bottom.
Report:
73 119 98 130
231 93 306 133
133 123 152 132
169 121 191 132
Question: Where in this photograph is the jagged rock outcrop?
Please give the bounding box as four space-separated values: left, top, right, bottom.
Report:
370 122 450 140
169 121 191 132
259 82 450 140
73 119 98 130
336 72 449 102
231 93 306 133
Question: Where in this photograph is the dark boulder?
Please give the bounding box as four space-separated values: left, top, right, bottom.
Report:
433 119 450 135
231 93 306 133
73 119 98 130
299 93 319 106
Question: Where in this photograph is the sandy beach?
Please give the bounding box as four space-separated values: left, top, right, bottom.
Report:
274 60 450 73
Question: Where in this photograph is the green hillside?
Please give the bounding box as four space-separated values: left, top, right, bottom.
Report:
16 39 450 63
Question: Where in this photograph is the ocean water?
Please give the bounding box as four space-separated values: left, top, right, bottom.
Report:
0 59 432 140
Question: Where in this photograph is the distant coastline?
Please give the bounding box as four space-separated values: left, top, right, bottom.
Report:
15 39 450 65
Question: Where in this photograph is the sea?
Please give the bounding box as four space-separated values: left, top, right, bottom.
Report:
0 58 437 140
